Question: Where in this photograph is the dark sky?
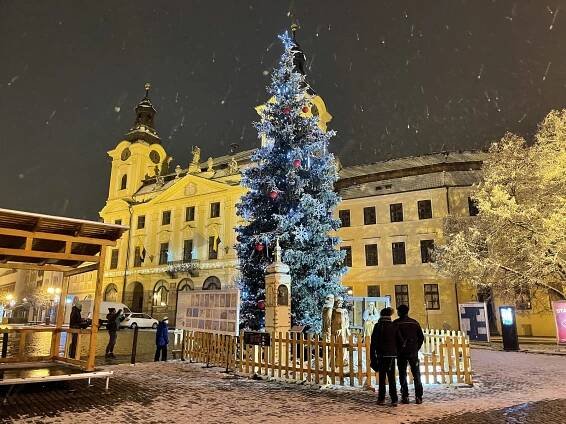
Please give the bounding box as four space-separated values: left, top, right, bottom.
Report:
1 1 565 220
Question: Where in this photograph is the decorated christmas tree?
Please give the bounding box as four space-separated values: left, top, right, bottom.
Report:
236 31 345 332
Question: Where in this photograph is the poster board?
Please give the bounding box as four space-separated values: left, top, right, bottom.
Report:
176 289 240 336
459 302 490 342
551 301 566 345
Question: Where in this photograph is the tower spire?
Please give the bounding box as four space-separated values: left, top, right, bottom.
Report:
124 83 160 144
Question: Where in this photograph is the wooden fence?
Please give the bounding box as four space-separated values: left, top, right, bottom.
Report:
183 329 473 388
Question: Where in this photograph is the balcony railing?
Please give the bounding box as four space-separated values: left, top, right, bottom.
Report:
167 259 201 277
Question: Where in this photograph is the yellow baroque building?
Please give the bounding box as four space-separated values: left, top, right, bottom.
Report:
65 63 557 337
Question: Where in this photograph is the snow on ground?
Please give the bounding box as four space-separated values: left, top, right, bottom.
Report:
7 349 566 424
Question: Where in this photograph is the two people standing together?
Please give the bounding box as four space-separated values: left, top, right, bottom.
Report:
370 304 424 406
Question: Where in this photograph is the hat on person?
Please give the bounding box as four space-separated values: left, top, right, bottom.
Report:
162 316 169 321
108 307 116 312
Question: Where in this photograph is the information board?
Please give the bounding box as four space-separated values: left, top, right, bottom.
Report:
459 302 490 342
176 288 240 336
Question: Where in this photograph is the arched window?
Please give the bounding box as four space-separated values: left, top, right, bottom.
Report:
178 278 194 292
202 276 221 290
120 174 128 190
153 280 169 306
104 284 118 302
277 285 289 306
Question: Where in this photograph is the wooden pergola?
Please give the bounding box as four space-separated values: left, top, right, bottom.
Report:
0 208 126 371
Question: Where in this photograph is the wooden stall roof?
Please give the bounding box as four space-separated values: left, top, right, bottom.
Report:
0 208 128 272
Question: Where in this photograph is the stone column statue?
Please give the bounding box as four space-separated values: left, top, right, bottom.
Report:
363 302 379 337
321 294 335 340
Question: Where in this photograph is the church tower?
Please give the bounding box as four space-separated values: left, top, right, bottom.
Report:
106 84 169 202
256 23 333 145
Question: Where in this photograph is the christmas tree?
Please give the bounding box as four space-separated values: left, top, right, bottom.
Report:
236 31 345 332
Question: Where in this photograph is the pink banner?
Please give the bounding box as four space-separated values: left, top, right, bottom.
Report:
552 301 566 344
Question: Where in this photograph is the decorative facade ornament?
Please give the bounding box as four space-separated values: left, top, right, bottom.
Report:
207 157 214 172
189 146 201 173
228 157 238 174
174 165 182 179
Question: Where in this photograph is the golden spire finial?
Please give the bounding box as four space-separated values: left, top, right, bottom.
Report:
144 82 151 98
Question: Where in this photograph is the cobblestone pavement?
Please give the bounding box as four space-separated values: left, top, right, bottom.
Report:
1 349 565 423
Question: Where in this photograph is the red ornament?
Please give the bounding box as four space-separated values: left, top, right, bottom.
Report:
257 300 265 310
302 106 309 113
282 107 291 115
268 190 278 200
255 243 264 252
292 159 302 168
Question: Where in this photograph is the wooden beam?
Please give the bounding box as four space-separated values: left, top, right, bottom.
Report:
0 262 73 272
63 263 99 277
86 247 106 371
0 247 100 263
0 227 118 247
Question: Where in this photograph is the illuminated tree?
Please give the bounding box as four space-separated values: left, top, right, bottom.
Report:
236 32 345 331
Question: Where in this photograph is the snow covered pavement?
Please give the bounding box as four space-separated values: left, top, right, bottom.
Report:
2 349 565 423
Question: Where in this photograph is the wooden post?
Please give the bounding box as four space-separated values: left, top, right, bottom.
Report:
306 334 312 383
337 336 344 386
314 335 320 385
285 333 290 379
356 335 363 387
329 335 336 385
299 333 304 382
74 332 82 361
364 336 372 388
348 334 354 387
277 332 282 378
321 336 328 385
86 248 106 371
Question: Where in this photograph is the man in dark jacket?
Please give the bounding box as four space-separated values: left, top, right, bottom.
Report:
68 303 83 358
105 308 122 359
154 317 169 361
394 304 425 404
370 307 400 406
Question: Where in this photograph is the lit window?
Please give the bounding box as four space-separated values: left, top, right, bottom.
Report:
153 281 169 306
424 284 440 310
395 284 409 308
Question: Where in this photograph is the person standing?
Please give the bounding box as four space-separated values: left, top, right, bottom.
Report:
68 303 83 358
394 304 425 404
105 308 122 359
370 307 400 406
154 317 169 361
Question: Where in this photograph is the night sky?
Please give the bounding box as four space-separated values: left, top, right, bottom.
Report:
1 1 566 220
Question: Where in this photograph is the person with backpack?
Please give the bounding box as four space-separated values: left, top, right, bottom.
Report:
394 304 425 404
370 307 401 406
